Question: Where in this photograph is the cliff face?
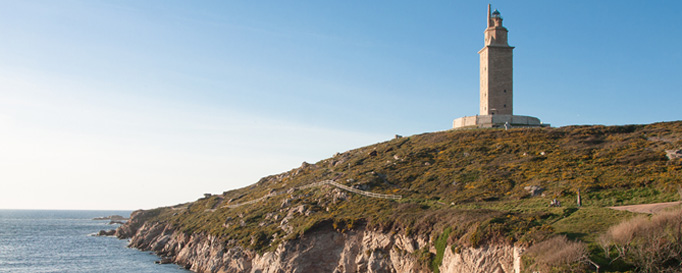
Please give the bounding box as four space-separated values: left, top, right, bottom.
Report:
111 122 682 272
117 217 521 273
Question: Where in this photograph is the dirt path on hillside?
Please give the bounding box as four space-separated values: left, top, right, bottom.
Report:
609 201 682 214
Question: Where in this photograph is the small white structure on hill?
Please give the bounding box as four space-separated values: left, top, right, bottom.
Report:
453 5 547 129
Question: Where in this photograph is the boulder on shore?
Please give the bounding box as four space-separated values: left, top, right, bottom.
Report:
155 258 173 264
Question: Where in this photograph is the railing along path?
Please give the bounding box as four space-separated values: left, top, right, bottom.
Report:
225 180 401 208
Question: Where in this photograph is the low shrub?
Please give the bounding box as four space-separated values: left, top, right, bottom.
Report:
523 235 590 273
599 209 682 273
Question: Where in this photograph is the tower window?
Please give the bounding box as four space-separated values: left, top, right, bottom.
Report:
504 104 507 108
503 89 506 93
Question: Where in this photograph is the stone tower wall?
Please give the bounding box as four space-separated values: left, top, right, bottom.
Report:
479 6 514 116
480 46 513 115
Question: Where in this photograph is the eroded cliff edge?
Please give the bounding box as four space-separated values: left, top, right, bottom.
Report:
116 211 521 273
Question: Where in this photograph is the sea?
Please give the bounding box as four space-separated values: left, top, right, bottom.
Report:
0 210 190 273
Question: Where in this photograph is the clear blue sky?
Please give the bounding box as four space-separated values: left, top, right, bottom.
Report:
0 1 679 210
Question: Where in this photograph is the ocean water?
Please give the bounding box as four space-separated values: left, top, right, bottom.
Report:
0 210 189 273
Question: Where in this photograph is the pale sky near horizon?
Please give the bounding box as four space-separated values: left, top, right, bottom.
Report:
1 1 680 210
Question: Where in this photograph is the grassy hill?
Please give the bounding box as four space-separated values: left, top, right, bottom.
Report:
139 121 682 272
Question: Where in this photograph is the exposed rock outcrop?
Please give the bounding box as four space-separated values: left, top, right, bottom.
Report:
523 186 544 197
116 209 159 239
439 244 521 273
117 217 521 273
666 149 682 160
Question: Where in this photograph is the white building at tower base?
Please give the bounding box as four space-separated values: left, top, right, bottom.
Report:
453 114 547 129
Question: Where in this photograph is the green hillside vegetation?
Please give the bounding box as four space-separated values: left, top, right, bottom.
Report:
142 121 682 272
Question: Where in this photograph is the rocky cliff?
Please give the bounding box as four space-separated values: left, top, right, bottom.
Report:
113 122 682 272
117 214 521 273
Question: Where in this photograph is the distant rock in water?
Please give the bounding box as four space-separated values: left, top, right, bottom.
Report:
96 229 116 236
93 215 128 221
155 258 173 264
108 220 126 225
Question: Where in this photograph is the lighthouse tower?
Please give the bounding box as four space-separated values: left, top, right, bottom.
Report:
479 5 514 116
452 5 547 129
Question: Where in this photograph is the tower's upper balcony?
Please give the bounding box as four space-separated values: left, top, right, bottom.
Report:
485 8 510 46
491 9 501 18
